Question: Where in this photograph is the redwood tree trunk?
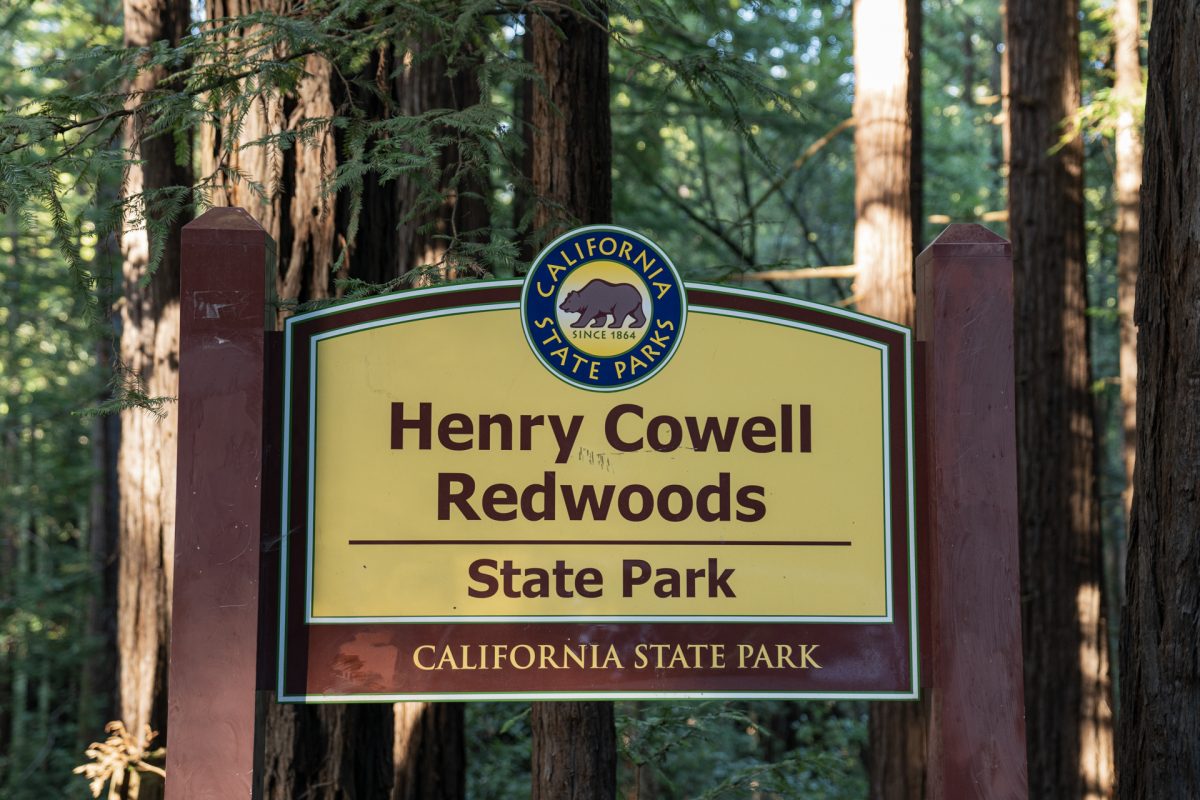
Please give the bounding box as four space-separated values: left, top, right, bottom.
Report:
260 705 394 799
852 0 925 796
392 702 465 800
1006 0 1114 795
852 0 919 327
117 0 193 752
204 0 339 321
1118 3 1200 796
531 697 615 800
393 36 489 283
1113 0 1142 538
514 27 536 264
527 4 616 797
528 3 612 236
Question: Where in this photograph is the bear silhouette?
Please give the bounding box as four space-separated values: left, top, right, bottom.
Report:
559 279 648 329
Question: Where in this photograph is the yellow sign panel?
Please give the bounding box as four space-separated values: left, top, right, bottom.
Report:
308 305 891 622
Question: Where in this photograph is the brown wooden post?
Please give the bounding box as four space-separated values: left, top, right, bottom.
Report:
915 224 1028 798
165 207 274 799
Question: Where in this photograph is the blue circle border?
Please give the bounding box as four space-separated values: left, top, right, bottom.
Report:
520 225 688 392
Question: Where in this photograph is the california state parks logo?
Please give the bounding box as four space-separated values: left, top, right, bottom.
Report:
521 226 687 391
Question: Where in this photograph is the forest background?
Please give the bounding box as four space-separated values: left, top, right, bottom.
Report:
0 0 1194 797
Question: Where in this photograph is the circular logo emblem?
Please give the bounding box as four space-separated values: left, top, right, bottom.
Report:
521 226 687 391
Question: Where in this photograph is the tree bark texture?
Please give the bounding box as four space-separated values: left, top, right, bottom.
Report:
260 705 394 800
204 0 339 322
1118 2 1200 796
1006 0 1114 796
528 2 612 239
1113 0 1142 526
118 0 193 748
393 37 490 283
853 1 925 796
335 43 399 287
531 699 616 800
514 27 537 264
853 0 918 326
392 701 465 800
330 34 491 289
906 0 923 255
527 4 616 797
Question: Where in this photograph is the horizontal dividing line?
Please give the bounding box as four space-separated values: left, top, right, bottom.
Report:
347 539 852 547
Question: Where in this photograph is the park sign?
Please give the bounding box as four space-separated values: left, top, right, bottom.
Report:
170 211 1026 797
276 225 918 701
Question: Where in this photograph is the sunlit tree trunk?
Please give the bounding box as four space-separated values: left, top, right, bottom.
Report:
1118 3 1200 796
392 702 464 800
1113 0 1142 546
853 0 924 795
203 1 339 322
117 0 193 763
1006 0 1114 795
853 0 919 325
527 3 616 796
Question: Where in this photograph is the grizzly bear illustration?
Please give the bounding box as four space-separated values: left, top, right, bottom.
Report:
559 279 648 329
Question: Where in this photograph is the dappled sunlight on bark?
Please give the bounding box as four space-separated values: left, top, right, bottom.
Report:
1077 581 1113 800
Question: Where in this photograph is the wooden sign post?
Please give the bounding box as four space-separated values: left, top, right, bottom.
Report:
164 212 1027 798
165 208 273 800
916 224 1028 797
